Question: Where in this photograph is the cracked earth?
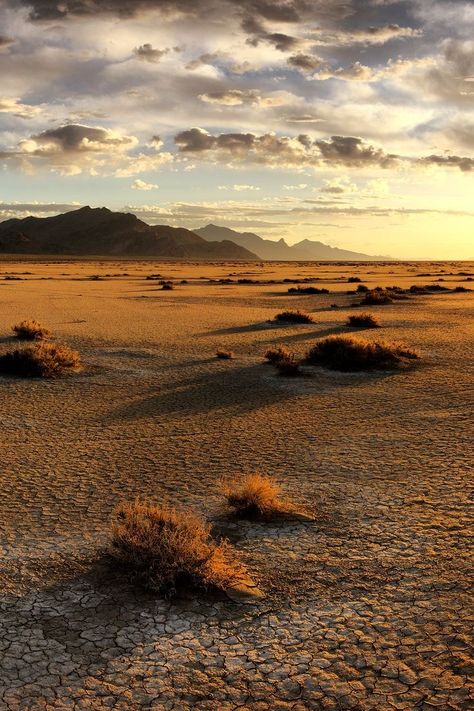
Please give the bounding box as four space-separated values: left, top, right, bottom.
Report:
0 261 473 710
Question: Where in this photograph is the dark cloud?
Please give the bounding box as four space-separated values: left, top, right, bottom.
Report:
0 36 14 49
133 44 168 63
417 154 474 172
288 53 324 72
28 124 136 153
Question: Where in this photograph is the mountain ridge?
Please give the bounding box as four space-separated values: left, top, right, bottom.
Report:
0 207 259 259
195 223 393 261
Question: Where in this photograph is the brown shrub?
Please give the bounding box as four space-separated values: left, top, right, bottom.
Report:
264 345 291 364
274 310 314 323
223 473 292 519
110 500 243 594
287 286 329 294
216 349 234 359
305 335 419 371
273 354 302 377
161 283 174 291
347 313 380 328
12 319 50 341
0 342 80 378
360 290 393 305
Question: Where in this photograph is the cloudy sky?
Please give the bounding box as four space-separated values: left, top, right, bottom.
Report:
1 0 474 258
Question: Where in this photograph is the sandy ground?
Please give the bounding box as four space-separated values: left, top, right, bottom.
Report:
0 259 473 711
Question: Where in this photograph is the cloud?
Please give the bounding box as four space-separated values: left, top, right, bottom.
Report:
417 154 474 172
0 201 81 217
133 44 169 63
284 183 308 190
131 179 159 190
218 184 260 191
288 54 324 73
320 176 357 193
310 24 422 47
0 36 14 49
198 89 289 107
23 124 138 154
0 97 41 119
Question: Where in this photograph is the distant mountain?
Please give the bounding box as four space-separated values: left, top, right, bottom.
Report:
0 207 258 259
195 224 392 261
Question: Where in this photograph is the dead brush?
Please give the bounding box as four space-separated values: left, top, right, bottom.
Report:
360 289 393 306
347 313 380 329
110 500 244 595
264 345 291 364
216 349 234 360
274 310 314 324
305 335 419 371
223 473 293 519
12 319 50 340
273 353 302 377
0 342 80 378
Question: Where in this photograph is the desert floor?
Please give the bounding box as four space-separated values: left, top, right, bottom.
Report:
0 259 473 711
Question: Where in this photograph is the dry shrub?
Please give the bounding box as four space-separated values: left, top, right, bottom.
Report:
12 319 50 340
347 313 380 328
274 310 314 324
356 284 369 293
287 286 329 294
161 283 174 291
223 473 292 519
0 342 80 378
110 500 243 594
216 349 234 359
273 354 302 377
305 335 419 371
361 290 393 305
348 277 361 283
264 345 291 364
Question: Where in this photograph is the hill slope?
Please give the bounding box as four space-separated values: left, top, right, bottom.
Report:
0 207 258 259
195 224 392 261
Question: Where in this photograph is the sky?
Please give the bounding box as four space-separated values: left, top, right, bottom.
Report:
0 0 474 259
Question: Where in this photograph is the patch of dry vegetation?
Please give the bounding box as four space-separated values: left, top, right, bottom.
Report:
347 313 380 328
274 310 314 324
305 335 419 371
110 500 244 595
273 354 302 377
216 349 234 359
0 342 80 378
12 320 50 340
223 474 293 519
360 289 393 305
264 346 291 364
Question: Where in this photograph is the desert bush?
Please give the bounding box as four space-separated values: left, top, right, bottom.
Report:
348 277 361 283
454 286 470 292
110 500 243 594
161 283 174 291
409 285 429 294
264 345 291 363
216 349 234 359
356 284 369 293
360 289 393 305
347 313 380 328
12 319 50 340
273 354 301 377
274 310 314 323
0 342 80 378
305 335 419 371
287 286 329 294
223 473 292 519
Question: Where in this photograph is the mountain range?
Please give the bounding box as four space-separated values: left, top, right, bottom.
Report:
0 207 390 260
0 207 258 259
195 224 391 261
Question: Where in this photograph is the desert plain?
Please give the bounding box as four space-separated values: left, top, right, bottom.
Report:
0 258 472 711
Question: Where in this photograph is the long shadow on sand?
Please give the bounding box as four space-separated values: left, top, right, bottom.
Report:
102 359 398 423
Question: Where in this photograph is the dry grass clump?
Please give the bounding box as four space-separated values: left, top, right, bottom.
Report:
110 500 243 595
274 310 314 324
12 319 50 341
161 283 174 291
305 335 419 371
360 289 393 305
287 286 329 294
0 342 80 378
216 349 234 359
273 354 302 377
348 276 361 283
223 473 292 519
347 313 380 328
264 345 291 363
